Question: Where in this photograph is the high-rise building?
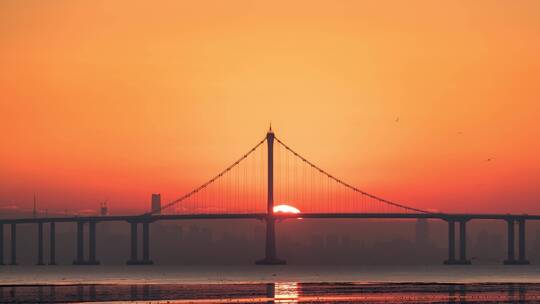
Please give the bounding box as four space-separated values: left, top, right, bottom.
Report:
100 202 108 216
33 194 37 218
152 194 161 214
99 202 110 232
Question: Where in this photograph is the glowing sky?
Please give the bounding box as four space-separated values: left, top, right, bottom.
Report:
1 1 539 214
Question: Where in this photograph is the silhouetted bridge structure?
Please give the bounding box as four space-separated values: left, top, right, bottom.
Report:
0 128 537 266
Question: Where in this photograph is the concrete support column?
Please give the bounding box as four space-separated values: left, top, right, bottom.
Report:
444 220 455 264
73 221 85 265
458 220 471 264
444 219 471 265
256 128 285 265
142 222 151 263
264 217 277 260
0 224 4 265
127 221 153 265
518 219 529 265
37 222 44 265
10 224 17 265
88 222 99 265
49 222 56 265
127 222 138 264
504 219 516 264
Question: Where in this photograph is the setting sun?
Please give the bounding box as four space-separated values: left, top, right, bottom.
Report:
273 204 301 214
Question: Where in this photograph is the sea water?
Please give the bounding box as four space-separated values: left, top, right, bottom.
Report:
1 265 540 303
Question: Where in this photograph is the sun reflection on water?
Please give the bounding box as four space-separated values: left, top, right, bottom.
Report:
274 282 299 303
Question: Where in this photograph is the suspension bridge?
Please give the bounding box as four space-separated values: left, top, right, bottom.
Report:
0 128 538 266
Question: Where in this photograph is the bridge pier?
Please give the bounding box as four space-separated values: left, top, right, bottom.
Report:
0 224 3 265
444 219 470 265
10 224 17 265
37 222 44 265
504 218 515 264
444 220 455 263
458 220 470 264
49 222 56 265
518 219 529 264
504 218 529 265
126 221 153 265
73 221 84 264
256 128 286 265
73 221 100 265
142 222 150 262
256 216 285 265
128 222 137 263
88 222 99 264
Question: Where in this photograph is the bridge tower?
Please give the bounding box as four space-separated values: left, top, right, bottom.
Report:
256 126 286 265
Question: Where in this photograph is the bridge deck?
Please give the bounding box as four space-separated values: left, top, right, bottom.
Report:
1 212 540 224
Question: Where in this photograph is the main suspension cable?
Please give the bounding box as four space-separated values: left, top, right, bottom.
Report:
274 136 431 214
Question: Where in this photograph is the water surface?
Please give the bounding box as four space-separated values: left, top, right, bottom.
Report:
2 265 540 303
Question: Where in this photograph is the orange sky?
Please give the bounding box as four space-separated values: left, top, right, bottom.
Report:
1 0 539 214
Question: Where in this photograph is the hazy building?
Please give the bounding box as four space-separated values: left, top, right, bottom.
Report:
473 229 504 263
100 202 108 216
33 194 37 218
326 234 339 249
151 194 161 214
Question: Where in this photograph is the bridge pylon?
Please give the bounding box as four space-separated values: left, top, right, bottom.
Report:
256 127 286 265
